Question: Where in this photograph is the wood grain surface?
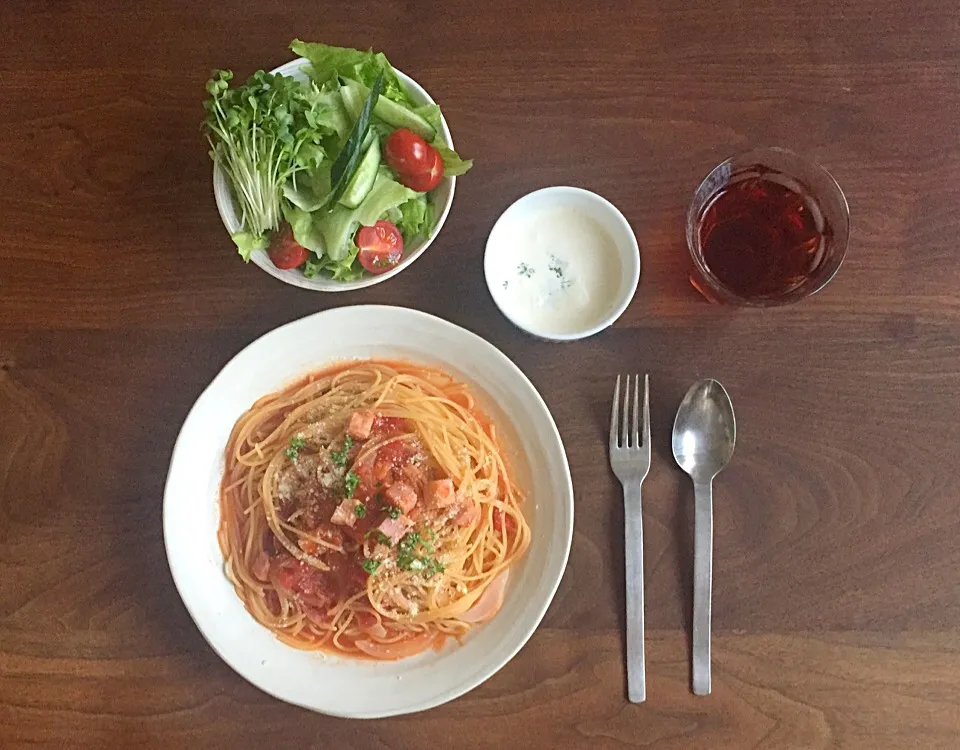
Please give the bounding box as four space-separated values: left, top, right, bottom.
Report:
2 0 960 747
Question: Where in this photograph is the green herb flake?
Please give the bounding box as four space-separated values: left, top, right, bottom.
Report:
330 435 354 467
396 531 442 577
354 502 366 518
284 434 307 461
362 559 380 574
364 529 392 546
344 471 360 498
379 503 402 519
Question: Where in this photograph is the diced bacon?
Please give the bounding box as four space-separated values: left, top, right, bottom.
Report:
425 478 456 508
402 462 426 487
454 499 480 527
347 410 376 440
385 483 418 513
330 497 362 527
378 514 414 544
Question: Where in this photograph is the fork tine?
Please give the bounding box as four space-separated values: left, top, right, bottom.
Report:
642 374 651 452
610 375 621 449
632 373 640 448
621 375 631 448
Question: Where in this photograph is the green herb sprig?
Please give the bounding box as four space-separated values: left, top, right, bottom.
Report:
330 435 354 467
284 434 307 461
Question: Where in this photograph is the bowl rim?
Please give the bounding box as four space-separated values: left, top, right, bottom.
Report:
484 185 641 341
162 305 575 717
212 58 457 292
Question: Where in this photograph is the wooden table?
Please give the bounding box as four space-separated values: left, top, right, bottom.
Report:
3 0 960 747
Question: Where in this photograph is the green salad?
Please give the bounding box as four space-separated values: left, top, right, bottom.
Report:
203 40 472 280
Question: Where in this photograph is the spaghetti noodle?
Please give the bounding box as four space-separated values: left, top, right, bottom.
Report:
218 360 530 660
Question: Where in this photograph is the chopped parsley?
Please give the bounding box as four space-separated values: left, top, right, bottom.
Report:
284 434 306 461
397 531 443 578
423 558 446 579
379 503 402 519
344 470 360 498
365 529 392 546
361 559 380 574
517 262 534 278
330 435 354 467
354 502 366 519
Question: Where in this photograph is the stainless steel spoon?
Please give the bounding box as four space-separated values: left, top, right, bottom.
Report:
672 379 736 696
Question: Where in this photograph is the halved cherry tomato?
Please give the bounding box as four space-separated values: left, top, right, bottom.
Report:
268 225 309 270
356 221 403 275
400 148 444 192
384 128 434 178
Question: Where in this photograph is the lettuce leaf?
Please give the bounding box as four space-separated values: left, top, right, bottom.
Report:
433 143 473 176
230 231 269 262
290 39 413 106
392 195 433 242
281 202 325 254
283 163 332 212
303 243 364 281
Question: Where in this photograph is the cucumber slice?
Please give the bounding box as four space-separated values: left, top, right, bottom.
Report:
341 80 436 141
338 138 381 209
340 82 364 121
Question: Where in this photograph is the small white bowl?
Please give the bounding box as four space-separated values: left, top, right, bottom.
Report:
484 186 640 341
213 58 457 292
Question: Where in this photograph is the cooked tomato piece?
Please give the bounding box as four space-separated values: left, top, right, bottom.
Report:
425 478 456 508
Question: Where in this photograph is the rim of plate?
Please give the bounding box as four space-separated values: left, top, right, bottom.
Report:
212 59 457 292
163 306 574 717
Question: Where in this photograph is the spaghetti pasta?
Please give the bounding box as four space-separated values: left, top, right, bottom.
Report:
218 360 530 660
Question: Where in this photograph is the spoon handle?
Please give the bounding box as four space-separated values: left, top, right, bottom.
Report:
693 480 713 696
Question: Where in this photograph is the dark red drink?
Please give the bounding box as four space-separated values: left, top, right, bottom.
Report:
687 149 849 306
698 171 827 299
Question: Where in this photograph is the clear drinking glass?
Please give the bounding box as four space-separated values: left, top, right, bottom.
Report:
686 147 850 306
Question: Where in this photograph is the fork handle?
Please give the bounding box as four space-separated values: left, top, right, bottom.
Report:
693 480 714 696
623 479 645 703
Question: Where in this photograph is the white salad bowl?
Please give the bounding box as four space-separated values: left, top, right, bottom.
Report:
163 306 574 717
212 58 457 292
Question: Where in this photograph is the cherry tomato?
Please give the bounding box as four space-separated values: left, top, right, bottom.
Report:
268 225 309 270
384 128 433 177
356 221 403 275
400 148 444 192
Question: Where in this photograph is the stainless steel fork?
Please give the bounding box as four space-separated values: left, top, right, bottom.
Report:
609 374 651 703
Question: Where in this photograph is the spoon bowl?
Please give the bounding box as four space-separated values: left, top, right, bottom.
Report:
672 379 736 482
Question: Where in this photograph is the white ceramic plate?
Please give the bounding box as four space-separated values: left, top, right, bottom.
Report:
163 306 574 717
213 59 457 292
